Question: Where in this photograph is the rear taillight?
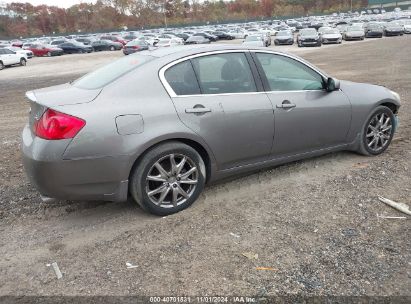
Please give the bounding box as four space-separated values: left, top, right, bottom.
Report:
34 109 85 140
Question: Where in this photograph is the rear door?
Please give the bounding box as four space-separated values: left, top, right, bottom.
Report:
252 52 351 157
162 51 275 170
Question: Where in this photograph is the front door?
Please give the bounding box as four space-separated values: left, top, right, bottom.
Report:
252 52 351 157
163 52 275 170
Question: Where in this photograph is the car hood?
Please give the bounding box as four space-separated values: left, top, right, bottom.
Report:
277 36 292 39
346 31 364 35
322 34 340 39
300 35 318 39
26 83 102 107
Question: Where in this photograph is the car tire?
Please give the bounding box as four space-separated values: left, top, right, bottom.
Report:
47 52 51 57
129 142 206 216
0 61 4 70
110 46 115 51
358 106 395 156
20 58 26 66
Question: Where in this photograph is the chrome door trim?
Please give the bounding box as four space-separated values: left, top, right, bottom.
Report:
158 49 330 98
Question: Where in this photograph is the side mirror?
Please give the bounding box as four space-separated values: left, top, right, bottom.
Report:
326 77 340 92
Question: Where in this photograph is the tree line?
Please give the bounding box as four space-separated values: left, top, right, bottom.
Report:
0 0 367 38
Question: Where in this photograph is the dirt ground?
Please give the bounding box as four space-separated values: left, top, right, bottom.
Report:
0 37 410 298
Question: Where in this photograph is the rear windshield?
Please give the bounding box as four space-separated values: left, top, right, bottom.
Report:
72 54 153 89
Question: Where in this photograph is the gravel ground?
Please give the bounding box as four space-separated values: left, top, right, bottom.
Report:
0 37 410 297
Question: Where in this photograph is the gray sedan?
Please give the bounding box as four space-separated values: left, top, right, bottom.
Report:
22 45 400 215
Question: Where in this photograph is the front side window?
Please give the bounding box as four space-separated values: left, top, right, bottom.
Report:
255 53 324 91
164 60 201 96
191 53 257 94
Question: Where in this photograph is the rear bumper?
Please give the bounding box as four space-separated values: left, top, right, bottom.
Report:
21 125 129 203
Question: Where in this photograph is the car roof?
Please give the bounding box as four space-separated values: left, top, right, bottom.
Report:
141 44 268 58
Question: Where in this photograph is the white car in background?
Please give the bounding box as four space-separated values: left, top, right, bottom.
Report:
0 48 27 70
155 38 183 47
5 46 34 59
242 35 265 47
228 29 247 39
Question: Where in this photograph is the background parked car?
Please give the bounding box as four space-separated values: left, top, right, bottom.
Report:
185 36 210 44
297 28 322 47
0 48 27 70
50 39 67 46
274 30 294 45
384 22 404 36
5 46 33 59
156 38 183 48
321 28 342 44
242 35 265 47
100 35 127 45
212 31 235 40
10 40 23 47
91 40 123 51
123 40 149 55
364 23 384 38
59 41 93 54
343 26 365 40
193 32 218 42
174 33 190 41
402 20 411 34
75 38 95 45
28 44 63 57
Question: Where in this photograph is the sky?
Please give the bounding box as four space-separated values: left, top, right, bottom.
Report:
4 0 97 8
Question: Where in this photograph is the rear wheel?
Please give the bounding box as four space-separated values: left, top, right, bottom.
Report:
20 58 26 66
47 52 51 57
110 46 115 51
130 142 206 216
0 61 4 70
358 106 395 156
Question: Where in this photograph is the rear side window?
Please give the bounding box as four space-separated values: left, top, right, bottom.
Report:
73 55 153 89
164 60 201 96
191 53 257 94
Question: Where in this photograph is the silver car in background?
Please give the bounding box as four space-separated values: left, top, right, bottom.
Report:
22 45 400 215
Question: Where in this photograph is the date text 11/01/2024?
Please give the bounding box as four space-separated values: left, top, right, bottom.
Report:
149 296 256 303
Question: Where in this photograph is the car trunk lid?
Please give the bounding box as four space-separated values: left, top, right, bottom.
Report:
25 84 101 133
26 83 101 107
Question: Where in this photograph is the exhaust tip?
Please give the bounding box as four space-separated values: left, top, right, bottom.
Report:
40 195 57 203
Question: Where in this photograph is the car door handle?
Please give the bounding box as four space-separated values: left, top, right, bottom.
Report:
276 101 296 109
185 107 211 114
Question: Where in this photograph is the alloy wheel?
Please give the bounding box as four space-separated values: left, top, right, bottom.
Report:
366 112 392 152
145 153 198 208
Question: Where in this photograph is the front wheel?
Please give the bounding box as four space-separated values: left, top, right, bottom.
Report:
0 61 4 70
129 142 206 216
110 46 115 51
20 58 26 66
358 106 395 156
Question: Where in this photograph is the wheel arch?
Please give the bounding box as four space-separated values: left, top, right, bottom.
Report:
128 137 215 185
379 100 399 114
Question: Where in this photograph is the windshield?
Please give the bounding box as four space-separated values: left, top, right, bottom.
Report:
72 55 153 89
277 31 290 36
301 29 317 35
348 26 362 31
324 29 339 34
